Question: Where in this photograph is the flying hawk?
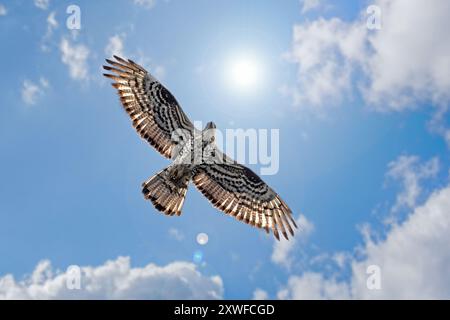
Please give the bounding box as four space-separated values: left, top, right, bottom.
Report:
103 56 297 240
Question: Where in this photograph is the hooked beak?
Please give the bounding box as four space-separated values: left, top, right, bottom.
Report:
205 121 216 130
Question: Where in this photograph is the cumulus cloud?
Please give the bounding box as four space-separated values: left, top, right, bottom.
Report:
252 288 269 300
47 11 58 32
301 0 321 13
0 4 6 16
60 38 89 81
105 34 125 58
271 215 314 269
41 11 58 52
134 0 156 9
134 52 167 80
281 17 367 112
278 272 351 299
364 0 450 110
386 155 439 216
104 37 166 80
277 172 450 299
284 0 450 113
21 81 40 105
34 0 49 10
168 228 185 241
153 65 166 79
21 78 49 105
350 182 450 299
0 256 223 299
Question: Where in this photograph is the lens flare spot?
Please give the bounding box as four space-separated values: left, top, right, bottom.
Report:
193 250 203 263
196 232 209 245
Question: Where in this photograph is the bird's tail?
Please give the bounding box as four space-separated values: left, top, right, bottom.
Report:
142 167 190 216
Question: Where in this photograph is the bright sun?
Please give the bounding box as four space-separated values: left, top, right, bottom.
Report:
226 56 263 91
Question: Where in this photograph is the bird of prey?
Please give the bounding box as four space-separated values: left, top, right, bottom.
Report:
103 56 297 240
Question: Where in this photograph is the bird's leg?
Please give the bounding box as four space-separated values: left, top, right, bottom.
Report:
167 164 193 191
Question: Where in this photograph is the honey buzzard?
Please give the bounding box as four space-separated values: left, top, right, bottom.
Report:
103 56 297 240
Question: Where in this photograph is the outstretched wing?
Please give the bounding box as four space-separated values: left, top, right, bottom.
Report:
103 56 194 159
192 153 297 240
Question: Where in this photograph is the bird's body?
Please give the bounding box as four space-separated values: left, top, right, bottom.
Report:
103 56 297 240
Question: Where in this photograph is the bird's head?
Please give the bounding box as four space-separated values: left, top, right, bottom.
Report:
202 121 216 144
204 121 216 130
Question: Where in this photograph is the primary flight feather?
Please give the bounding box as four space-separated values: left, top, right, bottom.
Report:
103 56 297 240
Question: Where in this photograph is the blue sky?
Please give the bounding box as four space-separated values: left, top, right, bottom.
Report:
0 0 449 299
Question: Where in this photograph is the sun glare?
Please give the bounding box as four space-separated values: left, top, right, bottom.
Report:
226 55 263 91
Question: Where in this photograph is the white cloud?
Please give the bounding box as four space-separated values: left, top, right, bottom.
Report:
153 65 166 79
332 252 350 269
0 4 6 16
277 272 351 299
168 228 184 241
386 155 439 216
34 0 49 10
21 78 49 105
277 174 450 299
60 38 89 81
41 11 58 52
134 0 156 9
134 52 166 80
271 215 314 269
285 0 450 113
104 39 166 80
350 182 450 299
282 17 367 111
46 11 58 33
105 34 125 58
21 81 40 105
301 0 321 13
363 0 450 110
252 288 269 300
0 256 223 299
